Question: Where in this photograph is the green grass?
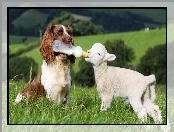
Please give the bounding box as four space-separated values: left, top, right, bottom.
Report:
73 28 166 72
9 35 40 45
9 28 166 73
9 81 166 124
9 43 27 54
20 47 43 67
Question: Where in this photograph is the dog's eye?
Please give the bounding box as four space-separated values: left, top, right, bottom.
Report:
98 53 101 56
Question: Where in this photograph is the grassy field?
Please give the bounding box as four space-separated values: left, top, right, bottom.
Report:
9 35 40 45
9 28 166 73
9 81 166 124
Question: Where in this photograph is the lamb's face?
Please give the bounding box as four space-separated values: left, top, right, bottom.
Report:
85 43 116 66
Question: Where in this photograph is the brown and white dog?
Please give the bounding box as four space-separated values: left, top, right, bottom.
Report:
14 24 75 105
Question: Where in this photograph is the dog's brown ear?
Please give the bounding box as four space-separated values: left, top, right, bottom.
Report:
67 25 73 31
67 25 74 45
67 26 73 34
47 25 55 33
40 25 55 64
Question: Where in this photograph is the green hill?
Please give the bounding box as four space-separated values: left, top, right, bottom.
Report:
89 9 166 25
10 8 166 36
9 27 166 73
12 9 49 28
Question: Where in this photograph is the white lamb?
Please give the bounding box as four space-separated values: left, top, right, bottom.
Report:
85 43 162 124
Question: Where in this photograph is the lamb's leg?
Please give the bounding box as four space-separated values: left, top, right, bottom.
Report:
149 84 156 102
143 98 162 124
129 96 147 122
145 75 156 102
143 86 150 102
100 94 113 111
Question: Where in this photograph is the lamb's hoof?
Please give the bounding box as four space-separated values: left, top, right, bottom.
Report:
154 116 162 124
100 108 107 111
138 110 147 122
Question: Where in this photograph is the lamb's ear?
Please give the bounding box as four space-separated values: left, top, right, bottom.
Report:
104 53 116 61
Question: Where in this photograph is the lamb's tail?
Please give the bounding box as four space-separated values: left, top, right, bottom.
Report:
145 74 156 102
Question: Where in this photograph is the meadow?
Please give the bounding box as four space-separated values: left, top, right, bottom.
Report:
4 8 172 132
9 81 167 124
9 27 166 73
8 28 167 125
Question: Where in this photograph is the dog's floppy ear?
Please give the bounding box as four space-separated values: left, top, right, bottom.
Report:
47 25 55 33
67 25 73 35
68 25 73 31
40 25 55 64
67 25 74 45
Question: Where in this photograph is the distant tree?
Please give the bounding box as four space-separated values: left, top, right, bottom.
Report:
74 39 135 87
13 26 24 36
49 11 104 36
9 9 166 36
75 20 104 36
9 56 38 82
105 39 135 68
45 15 54 25
50 11 75 26
22 37 28 43
137 44 166 84
73 58 95 87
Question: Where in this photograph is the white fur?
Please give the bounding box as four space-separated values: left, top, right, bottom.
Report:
85 43 162 123
41 56 71 105
61 25 71 37
14 93 25 104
